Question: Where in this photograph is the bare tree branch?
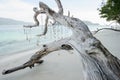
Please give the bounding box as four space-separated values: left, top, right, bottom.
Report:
36 16 49 36
2 60 44 75
68 10 70 17
55 0 63 15
2 38 73 75
94 28 120 34
24 0 64 35
24 7 45 28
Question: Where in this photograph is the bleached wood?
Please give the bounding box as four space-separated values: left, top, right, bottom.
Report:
36 16 49 36
55 0 63 15
24 8 45 28
31 1 120 80
3 1 120 80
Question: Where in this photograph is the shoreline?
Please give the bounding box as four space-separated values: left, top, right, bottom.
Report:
0 29 120 80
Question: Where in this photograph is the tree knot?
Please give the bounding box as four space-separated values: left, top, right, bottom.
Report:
61 44 73 50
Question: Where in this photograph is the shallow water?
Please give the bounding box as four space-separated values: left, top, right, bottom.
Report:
0 25 72 56
0 24 108 56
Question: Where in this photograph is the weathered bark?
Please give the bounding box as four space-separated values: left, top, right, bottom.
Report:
2 37 73 75
2 60 44 75
68 11 70 17
55 0 63 15
3 0 120 80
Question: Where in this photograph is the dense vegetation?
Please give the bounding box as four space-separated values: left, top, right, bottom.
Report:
99 0 120 24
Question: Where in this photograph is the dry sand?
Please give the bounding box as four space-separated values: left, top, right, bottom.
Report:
0 29 120 80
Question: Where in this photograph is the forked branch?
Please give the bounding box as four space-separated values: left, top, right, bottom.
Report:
24 0 63 36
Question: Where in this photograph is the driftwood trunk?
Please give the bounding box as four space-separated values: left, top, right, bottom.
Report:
3 0 120 80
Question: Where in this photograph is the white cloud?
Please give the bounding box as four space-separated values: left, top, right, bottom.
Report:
0 0 35 22
64 9 108 25
0 0 109 24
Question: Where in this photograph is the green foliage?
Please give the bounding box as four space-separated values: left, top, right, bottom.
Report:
99 0 120 24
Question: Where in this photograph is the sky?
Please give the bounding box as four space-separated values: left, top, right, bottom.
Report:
0 0 109 25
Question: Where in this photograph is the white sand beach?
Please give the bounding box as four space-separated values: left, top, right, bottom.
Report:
0 29 120 80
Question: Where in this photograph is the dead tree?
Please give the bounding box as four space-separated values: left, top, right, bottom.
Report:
2 0 120 80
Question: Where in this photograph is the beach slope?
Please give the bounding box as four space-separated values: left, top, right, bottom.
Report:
0 29 120 80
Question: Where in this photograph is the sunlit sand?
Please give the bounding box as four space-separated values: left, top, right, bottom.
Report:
0 29 120 80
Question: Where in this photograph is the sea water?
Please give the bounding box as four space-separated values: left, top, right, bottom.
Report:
0 24 108 57
0 25 72 56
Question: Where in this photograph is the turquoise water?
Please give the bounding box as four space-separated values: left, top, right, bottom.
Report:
0 25 72 56
0 24 108 56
